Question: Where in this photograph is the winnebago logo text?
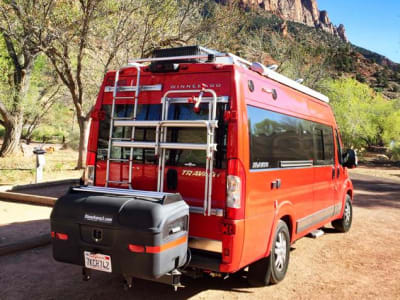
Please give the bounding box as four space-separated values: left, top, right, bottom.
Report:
170 83 222 89
84 214 113 224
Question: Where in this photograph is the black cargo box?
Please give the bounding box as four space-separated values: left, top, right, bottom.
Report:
50 188 189 280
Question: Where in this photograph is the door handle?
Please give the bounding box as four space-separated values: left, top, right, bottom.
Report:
271 179 281 189
337 167 340 178
332 167 335 179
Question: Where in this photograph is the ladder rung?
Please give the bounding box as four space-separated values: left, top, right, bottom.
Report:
114 96 135 100
114 120 160 127
160 120 218 128
160 142 217 151
107 180 130 184
113 141 157 148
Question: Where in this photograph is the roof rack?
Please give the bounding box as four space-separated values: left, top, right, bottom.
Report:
127 46 329 103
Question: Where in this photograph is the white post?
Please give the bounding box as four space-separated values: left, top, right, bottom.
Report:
33 149 46 183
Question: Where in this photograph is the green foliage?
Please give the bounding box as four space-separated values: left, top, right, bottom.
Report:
331 46 356 73
356 73 367 83
374 70 389 88
321 78 400 150
31 125 65 143
65 131 80 151
390 143 400 161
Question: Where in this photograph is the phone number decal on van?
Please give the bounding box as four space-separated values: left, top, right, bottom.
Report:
181 170 220 178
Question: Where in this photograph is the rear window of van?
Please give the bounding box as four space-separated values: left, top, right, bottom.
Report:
97 103 227 168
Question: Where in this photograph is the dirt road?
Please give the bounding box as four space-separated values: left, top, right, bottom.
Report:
0 173 399 300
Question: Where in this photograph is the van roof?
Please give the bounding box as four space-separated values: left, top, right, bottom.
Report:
125 46 329 103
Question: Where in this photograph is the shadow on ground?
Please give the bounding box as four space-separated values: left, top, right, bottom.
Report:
0 219 50 246
350 173 400 209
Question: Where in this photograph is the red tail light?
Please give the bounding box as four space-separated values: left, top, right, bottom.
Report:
52 232 69 240
226 159 246 219
128 244 145 253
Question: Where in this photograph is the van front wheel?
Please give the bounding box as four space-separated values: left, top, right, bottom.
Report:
332 195 352 233
248 220 290 286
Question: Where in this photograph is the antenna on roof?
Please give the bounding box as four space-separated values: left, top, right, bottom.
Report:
295 78 304 84
267 64 278 71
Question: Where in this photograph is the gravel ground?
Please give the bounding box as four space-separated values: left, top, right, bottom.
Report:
0 172 399 300
0 201 51 246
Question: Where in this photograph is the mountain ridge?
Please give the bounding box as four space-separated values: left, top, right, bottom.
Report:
235 0 348 42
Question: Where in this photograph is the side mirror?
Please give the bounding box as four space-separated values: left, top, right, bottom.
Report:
342 149 357 169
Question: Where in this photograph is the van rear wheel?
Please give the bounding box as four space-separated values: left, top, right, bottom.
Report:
332 195 352 233
248 220 290 286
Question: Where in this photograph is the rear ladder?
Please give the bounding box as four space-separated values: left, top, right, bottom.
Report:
104 66 219 216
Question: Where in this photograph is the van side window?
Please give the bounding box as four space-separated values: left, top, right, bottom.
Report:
247 105 334 169
335 129 343 165
314 126 334 165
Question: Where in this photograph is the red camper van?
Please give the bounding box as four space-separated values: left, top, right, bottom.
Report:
50 46 357 289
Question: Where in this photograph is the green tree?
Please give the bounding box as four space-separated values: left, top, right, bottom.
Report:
0 2 42 156
322 78 378 149
322 77 400 149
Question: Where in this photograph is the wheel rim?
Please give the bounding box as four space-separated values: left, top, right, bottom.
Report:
274 231 287 272
344 201 351 224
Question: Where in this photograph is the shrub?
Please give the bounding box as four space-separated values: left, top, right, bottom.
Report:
389 143 400 161
64 131 80 151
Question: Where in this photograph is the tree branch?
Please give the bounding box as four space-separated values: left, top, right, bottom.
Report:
0 100 11 124
1 32 22 74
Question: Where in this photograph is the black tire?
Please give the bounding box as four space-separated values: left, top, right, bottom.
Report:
332 195 353 233
248 220 290 286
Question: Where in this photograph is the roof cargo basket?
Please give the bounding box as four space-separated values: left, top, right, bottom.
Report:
151 46 217 64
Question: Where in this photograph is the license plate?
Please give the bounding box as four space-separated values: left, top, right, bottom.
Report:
84 251 112 273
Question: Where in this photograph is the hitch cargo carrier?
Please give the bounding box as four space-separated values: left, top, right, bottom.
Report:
51 186 189 280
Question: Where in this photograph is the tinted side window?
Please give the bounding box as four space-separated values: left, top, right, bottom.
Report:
247 105 334 169
314 125 334 165
335 129 343 165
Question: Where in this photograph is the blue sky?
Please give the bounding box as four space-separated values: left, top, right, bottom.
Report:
318 0 400 63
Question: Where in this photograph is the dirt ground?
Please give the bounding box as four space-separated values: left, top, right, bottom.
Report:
0 202 51 245
0 172 399 300
349 164 400 183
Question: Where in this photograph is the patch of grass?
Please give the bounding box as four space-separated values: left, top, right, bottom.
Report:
0 147 81 185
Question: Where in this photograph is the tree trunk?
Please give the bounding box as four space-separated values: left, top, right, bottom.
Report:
76 117 91 169
0 115 23 157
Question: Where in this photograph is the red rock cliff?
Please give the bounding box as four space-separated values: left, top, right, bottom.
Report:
238 0 348 42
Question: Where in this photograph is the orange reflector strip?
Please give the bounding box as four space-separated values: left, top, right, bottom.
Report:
128 236 187 254
146 236 187 254
56 233 69 240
